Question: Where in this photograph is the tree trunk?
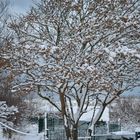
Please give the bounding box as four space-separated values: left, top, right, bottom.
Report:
65 124 78 140
72 124 78 140
65 126 71 140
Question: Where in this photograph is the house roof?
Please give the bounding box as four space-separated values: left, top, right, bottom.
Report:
31 98 109 122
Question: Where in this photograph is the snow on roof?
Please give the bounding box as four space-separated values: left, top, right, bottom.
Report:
80 107 109 122
135 128 140 132
111 131 134 135
31 99 109 122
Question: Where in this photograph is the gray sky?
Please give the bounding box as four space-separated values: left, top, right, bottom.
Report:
10 0 33 14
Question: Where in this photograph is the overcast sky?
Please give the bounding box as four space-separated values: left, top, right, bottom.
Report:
10 0 34 14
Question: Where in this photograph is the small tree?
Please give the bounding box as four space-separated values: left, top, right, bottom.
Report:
9 0 140 139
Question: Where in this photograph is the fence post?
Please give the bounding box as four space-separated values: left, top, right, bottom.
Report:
107 121 109 134
135 128 140 140
44 112 48 140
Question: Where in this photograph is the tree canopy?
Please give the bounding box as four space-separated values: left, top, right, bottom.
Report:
4 0 140 139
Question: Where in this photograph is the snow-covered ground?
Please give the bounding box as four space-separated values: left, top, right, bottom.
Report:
0 135 43 140
0 123 44 140
0 134 43 140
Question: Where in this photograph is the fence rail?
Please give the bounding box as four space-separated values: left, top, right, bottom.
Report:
0 122 37 136
47 128 135 140
0 120 138 140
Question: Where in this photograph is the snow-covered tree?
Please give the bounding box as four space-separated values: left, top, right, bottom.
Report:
0 0 10 48
110 96 140 124
0 0 11 70
0 0 28 128
9 0 140 139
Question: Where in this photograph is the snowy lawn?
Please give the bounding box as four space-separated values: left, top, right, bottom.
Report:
0 134 43 140
0 124 44 140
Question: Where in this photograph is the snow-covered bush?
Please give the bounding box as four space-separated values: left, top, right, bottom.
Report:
0 101 18 125
110 97 140 131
